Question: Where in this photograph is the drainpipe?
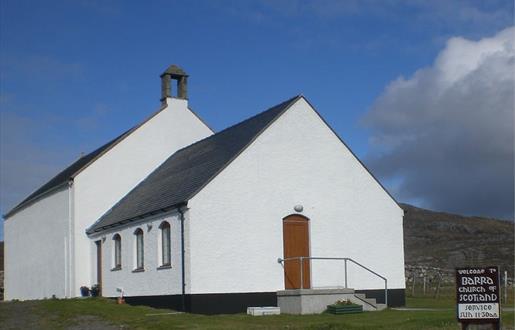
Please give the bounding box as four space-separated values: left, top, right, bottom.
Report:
67 179 75 298
177 203 188 312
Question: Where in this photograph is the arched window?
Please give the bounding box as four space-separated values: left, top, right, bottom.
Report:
113 234 122 269
160 222 171 266
134 228 144 270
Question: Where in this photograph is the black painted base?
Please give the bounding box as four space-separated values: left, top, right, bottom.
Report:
123 292 277 315
120 288 405 314
123 294 185 312
355 288 405 307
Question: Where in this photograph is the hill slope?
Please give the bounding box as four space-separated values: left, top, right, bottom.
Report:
402 203 513 274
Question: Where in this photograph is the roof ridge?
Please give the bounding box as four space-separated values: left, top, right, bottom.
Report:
172 95 302 155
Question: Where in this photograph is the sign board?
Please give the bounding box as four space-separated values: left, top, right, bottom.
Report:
456 266 500 322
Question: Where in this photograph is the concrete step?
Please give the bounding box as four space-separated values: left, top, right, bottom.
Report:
276 288 387 314
375 303 387 310
351 293 387 311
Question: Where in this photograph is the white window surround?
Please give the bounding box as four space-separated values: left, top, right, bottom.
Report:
133 228 144 272
112 234 122 270
158 221 171 268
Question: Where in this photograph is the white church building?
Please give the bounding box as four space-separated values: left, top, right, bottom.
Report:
4 65 405 314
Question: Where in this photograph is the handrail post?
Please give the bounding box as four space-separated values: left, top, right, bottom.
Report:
300 257 304 289
385 279 388 307
344 258 348 289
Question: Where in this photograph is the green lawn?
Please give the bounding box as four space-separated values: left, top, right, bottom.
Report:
0 297 513 330
406 296 453 309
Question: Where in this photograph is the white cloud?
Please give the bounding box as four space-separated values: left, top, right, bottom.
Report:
364 26 514 219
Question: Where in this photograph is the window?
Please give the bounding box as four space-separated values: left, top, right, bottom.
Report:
160 222 171 266
134 228 144 270
112 234 122 270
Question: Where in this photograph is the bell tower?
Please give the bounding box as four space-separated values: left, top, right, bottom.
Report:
160 64 188 105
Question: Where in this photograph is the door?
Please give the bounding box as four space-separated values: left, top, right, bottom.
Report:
282 215 310 289
95 240 102 296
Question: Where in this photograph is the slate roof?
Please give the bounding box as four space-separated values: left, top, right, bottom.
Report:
4 130 131 218
86 95 301 234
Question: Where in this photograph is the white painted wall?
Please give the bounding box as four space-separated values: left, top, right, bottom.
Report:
73 98 212 296
187 98 405 294
92 211 184 297
4 187 70 300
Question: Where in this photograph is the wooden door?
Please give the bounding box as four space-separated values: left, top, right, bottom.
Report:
95 240 102 296
283 215 310 289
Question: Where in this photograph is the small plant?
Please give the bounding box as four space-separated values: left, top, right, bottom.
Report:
332 299 355 306
80 286 90 297
90 284 100 297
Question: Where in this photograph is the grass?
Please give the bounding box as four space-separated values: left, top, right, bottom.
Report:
1 297 513 330
406 296 455 309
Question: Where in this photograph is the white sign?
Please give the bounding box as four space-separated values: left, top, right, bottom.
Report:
456 266 500 322
457 303 500 319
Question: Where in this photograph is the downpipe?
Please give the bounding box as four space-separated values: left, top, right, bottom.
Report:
178 203 187 312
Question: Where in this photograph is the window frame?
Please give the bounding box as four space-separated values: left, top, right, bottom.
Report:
133 228 144 272
112 234 122 271
159 221 172 268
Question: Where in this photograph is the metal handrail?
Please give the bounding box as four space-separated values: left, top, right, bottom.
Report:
277 256 388 306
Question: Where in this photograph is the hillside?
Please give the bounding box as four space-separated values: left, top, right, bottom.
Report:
402 203 513 275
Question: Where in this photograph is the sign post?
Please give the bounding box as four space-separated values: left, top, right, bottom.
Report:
456 266 501 330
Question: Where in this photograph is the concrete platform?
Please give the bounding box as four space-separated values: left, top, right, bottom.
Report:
277 288 385 314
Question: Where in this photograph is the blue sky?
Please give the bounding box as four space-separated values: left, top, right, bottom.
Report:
1 0 513 240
